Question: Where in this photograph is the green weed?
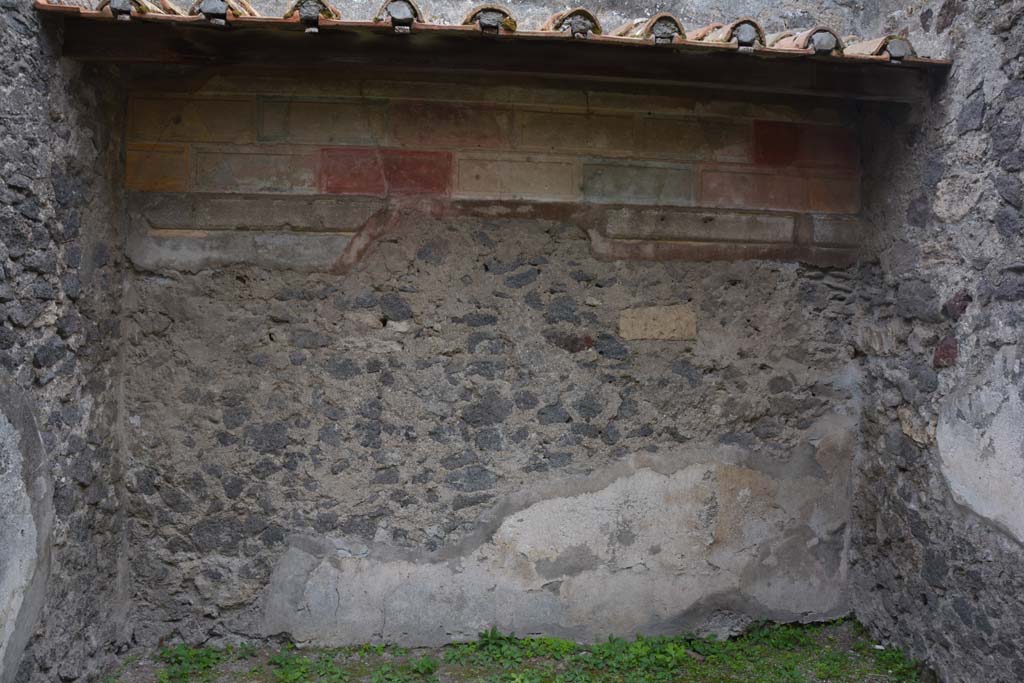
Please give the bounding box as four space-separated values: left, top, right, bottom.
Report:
811 648 851 679
268 647 348 683
872 646 919 682
156 645 225 683
143 619 922 683
366 664 413 683
445 628 578 667
230 644 260 661
406 657 439 676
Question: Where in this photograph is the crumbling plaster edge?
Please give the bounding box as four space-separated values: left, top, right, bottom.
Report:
0 385 54 683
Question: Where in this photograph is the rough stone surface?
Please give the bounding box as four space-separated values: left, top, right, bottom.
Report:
0 385 51 683
122 215 859 646
850 1 1024 681
5 0 1024 681
0 5 128 683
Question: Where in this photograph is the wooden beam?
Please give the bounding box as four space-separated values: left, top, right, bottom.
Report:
51 16 945 103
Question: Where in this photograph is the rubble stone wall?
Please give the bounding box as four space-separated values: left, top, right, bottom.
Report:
0 5 129 683
6 0 1024 680
119 71 865 646
851 1 1024 682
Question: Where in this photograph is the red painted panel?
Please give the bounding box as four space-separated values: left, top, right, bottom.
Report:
381 149 452 195
754 121 858 169
320 147 387 195
320 148 452 196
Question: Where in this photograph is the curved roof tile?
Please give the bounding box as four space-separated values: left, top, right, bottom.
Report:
461 4 515 32
775 26 845 54
845 34 916 60
374 0 423 26
32 0 945 71
706 18 765 47
685 22 722 41
610 13 684 43
540 7 601 37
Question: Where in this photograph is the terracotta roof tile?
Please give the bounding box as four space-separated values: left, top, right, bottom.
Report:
158 0 186 15
461 4 516 33
540 7 601 37
764 30 792 47
774 26 844 54
95 0 161 19
33 0 950 71
185 0 257 23
373 0 423 28
283 0 340 27
610 12 683 43
685 22 721 41
705 18 765 47
845 34 916 60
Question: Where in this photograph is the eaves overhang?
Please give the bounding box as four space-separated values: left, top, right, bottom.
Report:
35 1 950 104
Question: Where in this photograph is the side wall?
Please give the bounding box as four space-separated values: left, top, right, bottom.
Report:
0 7 128 683
852 1 1024 681
120 71 864 646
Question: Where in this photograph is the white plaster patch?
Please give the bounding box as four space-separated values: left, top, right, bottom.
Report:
937 347 1024 543
0 414 38 676
491 466 714 569
260 459 849 645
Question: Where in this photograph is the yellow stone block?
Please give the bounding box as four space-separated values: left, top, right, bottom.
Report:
125 144 189 192
619 305 697 341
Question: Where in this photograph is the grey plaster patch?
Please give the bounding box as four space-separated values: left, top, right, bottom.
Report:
126 229 353 273
535 544 601 579
937 346 1024 543
259 452 850 645
0 385 52 683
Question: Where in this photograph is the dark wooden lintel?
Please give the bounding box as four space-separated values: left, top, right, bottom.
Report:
49 15 946 103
